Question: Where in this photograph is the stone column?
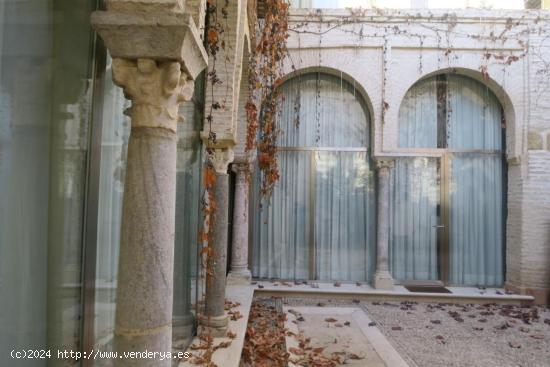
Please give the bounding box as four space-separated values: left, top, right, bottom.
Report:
110 59 194 366
201 148 234 336
227 162 252 284
91 2 207 364
373 158 395 290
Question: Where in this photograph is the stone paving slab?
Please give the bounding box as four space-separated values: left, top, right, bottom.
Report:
284 306 409 367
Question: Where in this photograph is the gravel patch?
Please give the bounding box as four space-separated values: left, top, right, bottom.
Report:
282 298 550 367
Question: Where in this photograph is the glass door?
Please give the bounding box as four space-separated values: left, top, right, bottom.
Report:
314 150 376 282
389 157 441 282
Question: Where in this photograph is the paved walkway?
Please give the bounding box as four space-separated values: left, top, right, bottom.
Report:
285 306 409 367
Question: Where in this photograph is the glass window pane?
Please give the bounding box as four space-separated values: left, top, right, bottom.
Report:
252 151 312 279
447 75 503 150
0 0 94 365
449 154 504 286
315 151 375 281
279 73 369 148
93 54 131 359
390 158 440 281
398 78 438 148
173 73 205 348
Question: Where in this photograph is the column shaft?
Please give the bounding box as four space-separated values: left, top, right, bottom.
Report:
115 127 176 366
373 159 394 290
201 148 233 336
227 163 252 283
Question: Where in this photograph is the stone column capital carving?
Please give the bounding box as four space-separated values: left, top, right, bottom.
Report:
231 162 252 175
375 157 395 171
208 148 234 174
112 58 194 133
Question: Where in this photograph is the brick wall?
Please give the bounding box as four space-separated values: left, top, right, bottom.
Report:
277 8 550 301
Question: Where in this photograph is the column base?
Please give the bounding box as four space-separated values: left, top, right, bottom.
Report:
373 271 394 290
227 269 252 285
198 315 229 337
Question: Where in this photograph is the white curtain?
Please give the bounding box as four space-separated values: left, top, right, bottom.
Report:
252 73 374 281
447 76 504 286
389 158 439 281
315 151 375 281
398 77 438 148
395 74 505 286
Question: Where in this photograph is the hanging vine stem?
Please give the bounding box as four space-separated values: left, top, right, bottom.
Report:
245 0 291 199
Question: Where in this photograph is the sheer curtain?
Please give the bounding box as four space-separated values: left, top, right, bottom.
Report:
395 74 505 286
447 76 504 286
252 73 375 281
253 151 312 279
389 158 439 281
393 77 439 281
315 151 375 281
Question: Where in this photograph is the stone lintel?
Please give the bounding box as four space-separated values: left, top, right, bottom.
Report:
91 11 207 80
106 0 185 13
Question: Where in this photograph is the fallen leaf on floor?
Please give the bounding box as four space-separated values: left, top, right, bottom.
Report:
333 282 341 287
530 333 545 340
473 327 484 331
431 320 442 324
344 321 351 326
520 326 530 333
258 284 264 289
391 326 403 331
317 302 326 307
325 317 338 323
509 341 521 348
226 331 236 339
334 323 343 327
368 322 376 327
348 353 364 360
356 282 362 286
289 347 304 355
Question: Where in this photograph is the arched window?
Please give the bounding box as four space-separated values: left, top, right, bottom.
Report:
392 74 505 286
252 72 375 281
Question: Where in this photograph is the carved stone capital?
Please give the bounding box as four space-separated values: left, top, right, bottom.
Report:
375 157 395 171
231 162 252 175
112 58 194 132
208 148 234 174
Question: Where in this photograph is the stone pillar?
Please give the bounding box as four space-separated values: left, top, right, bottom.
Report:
201 148 234 336
373 158 395 290
227 162 252 284
91 2 207 364
109 59 194 366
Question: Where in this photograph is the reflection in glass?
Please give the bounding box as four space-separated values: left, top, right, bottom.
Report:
93 55 131 359
173 73 204 349
0 0 95 365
